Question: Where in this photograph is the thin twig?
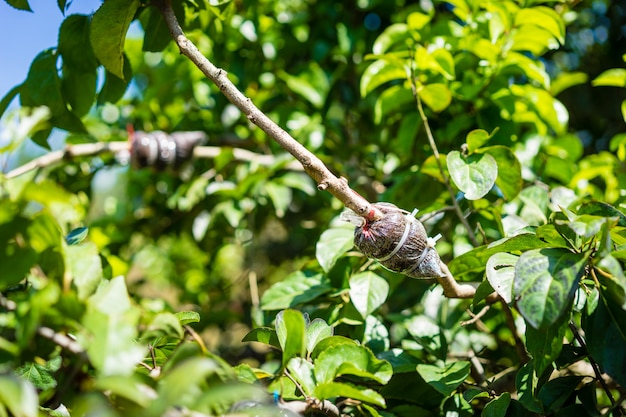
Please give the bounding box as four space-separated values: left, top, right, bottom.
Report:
461 305 491 326
155 0 382 222
569 322 618 410
4 142 129 179
407 52 479 246
3 142 303 179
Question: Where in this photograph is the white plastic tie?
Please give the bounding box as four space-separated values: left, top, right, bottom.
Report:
377 208 418 262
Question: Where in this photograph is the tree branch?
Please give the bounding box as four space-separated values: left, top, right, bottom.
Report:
3 141 303 179
155 0 381 221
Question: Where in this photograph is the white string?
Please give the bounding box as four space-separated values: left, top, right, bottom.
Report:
376 208 419 262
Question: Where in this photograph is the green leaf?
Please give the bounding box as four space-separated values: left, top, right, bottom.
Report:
314 343 392 384
0 223 37 288
449 233 553 278
0 374 38 417
583 291 626 387
479 146 522 200
374 84 414 124
372 23 412 54
4 0 31 11
515 361 543 414
538 376 584 413
315 381 386 407
155 357 219 411
447 151 498 200
311 335 356 359
407 11 431 30
592 68 626 87
360 59 407 97
16 360 59 391
0 84 22 121
65 242 103 300
175 311 201 326
260 271 332 310
316 223 355 272
482 392 511 417
195 382 271 415
21 50 65 117
416 361 471 396
90 0 141 79
58 14 99 71
27 213 62 252
82 276 145 376
62 66 97 117
466 129 491 153
242 327 280 348
486 253 518 304
275 309 306 366
431 48 455 80
348 271 389 318
143 313 184 340
418 83 452 112
550 72 588 96
515 6 565 44
525 317 568 376
305 318 333 354
140 6 174 52
98 61 133 104
278 62 330 109
65 226 88 246
264 182 292 218
286 357 316 396
514 248 587 329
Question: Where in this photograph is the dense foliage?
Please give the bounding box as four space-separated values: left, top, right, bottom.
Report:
1 0 625 416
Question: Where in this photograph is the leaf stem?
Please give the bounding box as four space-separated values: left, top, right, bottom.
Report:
407 51 478 246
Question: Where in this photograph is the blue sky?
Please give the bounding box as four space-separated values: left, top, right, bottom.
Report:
0 0 103 103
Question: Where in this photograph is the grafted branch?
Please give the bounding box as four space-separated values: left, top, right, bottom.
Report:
155 0 482 300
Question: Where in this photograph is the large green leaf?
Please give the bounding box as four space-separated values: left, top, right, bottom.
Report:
374 84 414 124
287 357 316 396
314 343 392 384
416 361 471 396
515 361 543 414
583 291 626 387
58 14 99 71
447 151 498 200
348 272 389 318
316 223 355 272
449 233 553 278
97 61 133 104
260 271 332 310
514 248 587 329
242 327 280 349
90 0 140 79
275 309 306 367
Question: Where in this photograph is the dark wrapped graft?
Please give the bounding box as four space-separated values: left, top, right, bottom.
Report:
342 202 444 279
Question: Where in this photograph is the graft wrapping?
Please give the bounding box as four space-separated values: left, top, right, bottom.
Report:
342 202 444 279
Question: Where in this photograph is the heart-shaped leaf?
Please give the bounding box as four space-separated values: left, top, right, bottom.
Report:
447 151 497 200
